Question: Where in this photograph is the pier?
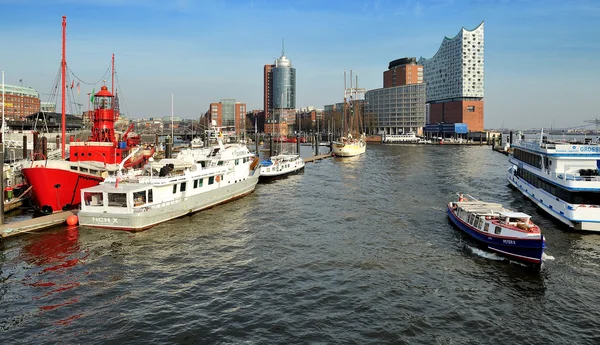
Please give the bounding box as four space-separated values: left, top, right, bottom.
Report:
0 210 78 239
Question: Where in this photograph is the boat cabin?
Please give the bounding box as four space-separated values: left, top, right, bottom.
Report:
82 184 154 213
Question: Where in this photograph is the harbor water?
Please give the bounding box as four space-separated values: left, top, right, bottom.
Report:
1 144 599 344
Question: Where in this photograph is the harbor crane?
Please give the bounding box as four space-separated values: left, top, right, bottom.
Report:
584 118 600 132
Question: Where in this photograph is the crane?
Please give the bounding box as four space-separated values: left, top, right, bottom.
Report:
584 118 600 132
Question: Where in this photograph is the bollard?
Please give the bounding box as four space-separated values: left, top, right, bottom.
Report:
165 139 172 158
22 135 27 159
42 137 48 158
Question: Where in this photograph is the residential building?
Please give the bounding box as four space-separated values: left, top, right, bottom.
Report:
206 99 247 135
1 84 41 120
418 21 484 132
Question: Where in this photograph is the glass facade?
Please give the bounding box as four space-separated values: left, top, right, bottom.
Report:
272 55 296 110
365 83 427 135
221 99 235 127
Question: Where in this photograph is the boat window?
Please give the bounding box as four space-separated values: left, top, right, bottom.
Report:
108 193 127 207
209 176 215 185
173 185 177 194
484 223 489 232
84 192 103 206
180 182 186 192
494 226 502 235
81 168 88 173
217 161 224 166
90 170 98 175
133 191 146 206
200 161 206 167
194 179 198 188
148 189 153 203
71 166 78 171
198 178 203 187
235 159 239 165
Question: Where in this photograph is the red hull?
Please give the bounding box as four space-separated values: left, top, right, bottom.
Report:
21 167 104 213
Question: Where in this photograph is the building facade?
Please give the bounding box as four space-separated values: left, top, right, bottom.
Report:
383 57 423 88
207 99 247 135
1 84 41 120
417 21 484 132
264 49 296 136
365 83 427 135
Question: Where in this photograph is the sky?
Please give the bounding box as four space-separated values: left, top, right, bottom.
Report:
1 0 599 130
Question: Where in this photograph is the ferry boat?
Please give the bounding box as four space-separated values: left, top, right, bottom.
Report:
382 132 419 143
447 194 546 268
259 153 305 180
78 133 261 231
507 130 600 231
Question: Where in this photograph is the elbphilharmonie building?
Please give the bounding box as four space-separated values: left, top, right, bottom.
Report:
418 21 484 131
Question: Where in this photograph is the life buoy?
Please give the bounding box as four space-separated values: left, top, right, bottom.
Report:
215 175 220 182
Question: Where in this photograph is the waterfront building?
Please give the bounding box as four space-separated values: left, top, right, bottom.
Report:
263 44 296 136
206 99 247 135
418 22 484 132
1 84 41 120
365 83 427 136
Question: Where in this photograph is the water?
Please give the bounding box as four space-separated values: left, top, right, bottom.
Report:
2 144 600 344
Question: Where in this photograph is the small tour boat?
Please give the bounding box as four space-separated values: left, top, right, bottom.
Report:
447 194 546 268
259 153 305 180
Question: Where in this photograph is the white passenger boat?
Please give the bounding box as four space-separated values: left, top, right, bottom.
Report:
447 194 546 268
259 153 305 180
78 136 260 231
507 130 600 232
382 132 419 143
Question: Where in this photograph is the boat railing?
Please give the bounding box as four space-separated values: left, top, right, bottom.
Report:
555 172 600 182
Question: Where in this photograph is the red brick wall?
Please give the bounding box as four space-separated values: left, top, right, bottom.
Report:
428 100 484 131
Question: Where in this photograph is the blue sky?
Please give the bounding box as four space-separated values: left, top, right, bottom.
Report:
1 0 599 130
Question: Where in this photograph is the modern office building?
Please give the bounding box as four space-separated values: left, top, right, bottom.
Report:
418 21 484 132
206 99 247 135
363 57 427 135
263 46 296 135
1 84 41 120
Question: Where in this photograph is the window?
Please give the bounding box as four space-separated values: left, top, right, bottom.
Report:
173 184 177 194
148 189 153 203
209 176 215 185
484 223 489 232
180 182 186 192
467 106 475 112
108 193 127 207
84 192 103 206
194 179 198 188
495 226 502 235
133 191 146 206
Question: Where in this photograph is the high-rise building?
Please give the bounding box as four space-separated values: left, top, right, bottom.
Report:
418 21 484 132
263 45 296 135
206 99 247 135
363 58 427 135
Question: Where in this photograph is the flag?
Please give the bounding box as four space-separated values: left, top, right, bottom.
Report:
76 82 80 95
70 80 74 89
90 88 95 103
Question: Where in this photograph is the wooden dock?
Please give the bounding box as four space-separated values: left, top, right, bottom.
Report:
0 210 78 239
304 153 332 163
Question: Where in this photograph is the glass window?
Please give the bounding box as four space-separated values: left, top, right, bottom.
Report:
180 182 186 192
133 191 146 206
209 176 215 185
173 184 177 194
84 192 103 206
108 193 127 207
148 189 153 203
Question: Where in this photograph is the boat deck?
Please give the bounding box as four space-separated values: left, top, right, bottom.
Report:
454 201 507 215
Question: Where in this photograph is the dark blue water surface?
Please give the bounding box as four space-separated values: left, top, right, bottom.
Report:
1 144 599 344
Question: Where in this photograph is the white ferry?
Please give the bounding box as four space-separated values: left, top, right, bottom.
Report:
382 132 419 143
78 137 260 231
259 154 305 180
507 130 600 231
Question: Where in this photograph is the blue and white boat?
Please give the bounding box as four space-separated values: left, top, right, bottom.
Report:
507 130 600 231
447 194 546 268
259 153 305 180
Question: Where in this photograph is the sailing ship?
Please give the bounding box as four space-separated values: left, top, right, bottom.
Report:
20 17 154 214
331 71 366 157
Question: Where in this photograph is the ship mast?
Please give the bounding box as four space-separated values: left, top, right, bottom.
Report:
111 53 115 95
61 15 67 159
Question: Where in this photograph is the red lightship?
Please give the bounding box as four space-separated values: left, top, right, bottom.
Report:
21 17 154 213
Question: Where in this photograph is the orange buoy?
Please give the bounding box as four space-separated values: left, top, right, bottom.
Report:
66 215 78 226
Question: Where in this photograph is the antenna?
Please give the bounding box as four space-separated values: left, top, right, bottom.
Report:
282 38 284 55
